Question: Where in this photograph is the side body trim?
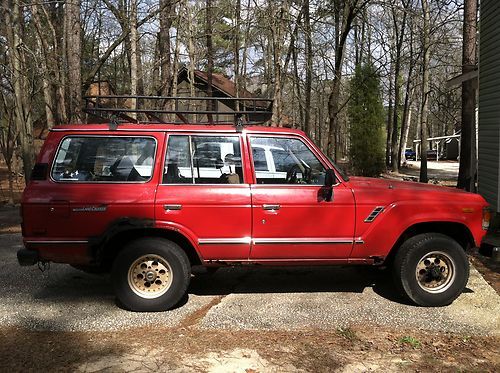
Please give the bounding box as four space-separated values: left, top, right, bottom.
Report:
199 238 252 245
25 240 89 244
198 237 362 245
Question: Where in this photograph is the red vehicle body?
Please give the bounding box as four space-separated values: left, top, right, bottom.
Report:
18 123 489 311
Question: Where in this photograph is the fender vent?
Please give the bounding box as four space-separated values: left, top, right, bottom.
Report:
364 206 384 223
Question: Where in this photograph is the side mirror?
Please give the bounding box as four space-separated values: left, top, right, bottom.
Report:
325 169 336 188
322 169 335 202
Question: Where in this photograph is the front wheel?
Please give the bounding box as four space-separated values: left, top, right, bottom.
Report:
393 233 469 307
112 238 191 311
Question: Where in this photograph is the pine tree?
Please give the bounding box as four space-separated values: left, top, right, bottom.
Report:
348 63 385 177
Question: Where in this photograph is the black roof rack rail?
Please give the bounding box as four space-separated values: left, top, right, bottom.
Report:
83 95 273 130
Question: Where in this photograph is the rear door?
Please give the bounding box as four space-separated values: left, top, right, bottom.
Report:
154 133 252 261
248 135 356 261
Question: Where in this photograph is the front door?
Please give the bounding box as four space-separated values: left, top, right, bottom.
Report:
155 133 252 261
248 135 356 261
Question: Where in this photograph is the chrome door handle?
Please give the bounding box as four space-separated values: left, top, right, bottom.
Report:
164 204 182 211
263 204 280 211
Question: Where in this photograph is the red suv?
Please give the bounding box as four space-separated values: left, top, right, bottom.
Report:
17 101 489 311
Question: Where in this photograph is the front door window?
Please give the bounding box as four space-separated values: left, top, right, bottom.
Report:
249 137 326 185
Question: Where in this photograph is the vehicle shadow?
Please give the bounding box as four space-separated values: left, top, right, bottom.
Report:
32 264 474 308
188 266 414 305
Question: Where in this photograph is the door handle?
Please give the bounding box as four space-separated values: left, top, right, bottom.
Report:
263 204 280 211
164 204 182 211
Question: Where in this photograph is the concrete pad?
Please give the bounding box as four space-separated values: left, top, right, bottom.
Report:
0 234 214 331
199 266 500 335
2 233 499 335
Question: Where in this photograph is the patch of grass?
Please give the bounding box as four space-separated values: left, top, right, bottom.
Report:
399 336 421 349
336 327 358 342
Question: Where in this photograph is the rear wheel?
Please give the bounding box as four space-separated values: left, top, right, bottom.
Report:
112 237 191 311
393 233 469 307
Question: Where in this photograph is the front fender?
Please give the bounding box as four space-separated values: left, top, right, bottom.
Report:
350 200 484 259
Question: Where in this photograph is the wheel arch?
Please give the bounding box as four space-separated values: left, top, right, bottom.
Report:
384 221 474 266
98 227 203 269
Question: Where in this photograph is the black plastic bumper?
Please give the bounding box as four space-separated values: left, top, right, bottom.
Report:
17 249 39 266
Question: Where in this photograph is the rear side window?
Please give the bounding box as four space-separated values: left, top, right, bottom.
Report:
51 136 156 182
164 135 243 184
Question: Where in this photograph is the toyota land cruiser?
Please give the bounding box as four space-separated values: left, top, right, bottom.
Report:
17 96 490 311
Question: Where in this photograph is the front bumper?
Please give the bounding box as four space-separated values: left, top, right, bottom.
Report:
17 249 39 266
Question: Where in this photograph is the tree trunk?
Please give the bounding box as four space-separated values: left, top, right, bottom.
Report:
401 106 413 162
65 0 82 123
31 5 56 129
390 1 408 172
327 0 366 160
386 74 393 166
159 0 174 97
233 0 241 111
398 19 415 167
419 0 430 183
271 1 287 126
304 0 312 137
4 0 35 182
130 0 139 119
241 0 251 92
171 10 181 98
206 0 214 123
292 27 304 129
0 93 16 204
457 0 477 192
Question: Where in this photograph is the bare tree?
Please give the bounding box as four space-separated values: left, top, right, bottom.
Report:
327 0 370 160
419 0 430 183
304 0 313 137
65 0 83 123
389 0 409 172
3 0 35 182
159 0 175 96
457 0 477 191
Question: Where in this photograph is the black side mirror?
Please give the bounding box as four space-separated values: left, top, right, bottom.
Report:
321 169 335 202
325 169 336 188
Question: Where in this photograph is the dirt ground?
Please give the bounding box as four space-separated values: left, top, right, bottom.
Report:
1 324 498 372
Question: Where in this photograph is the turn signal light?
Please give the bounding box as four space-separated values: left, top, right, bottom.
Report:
482 207 491 231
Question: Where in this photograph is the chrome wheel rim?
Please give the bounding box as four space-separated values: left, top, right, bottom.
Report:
415 251 455 294
127 254 173 299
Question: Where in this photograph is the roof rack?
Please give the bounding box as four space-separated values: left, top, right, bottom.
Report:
83 95 273 130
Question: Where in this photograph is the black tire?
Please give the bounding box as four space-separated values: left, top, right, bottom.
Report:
393 233 469 307
112 237 191 312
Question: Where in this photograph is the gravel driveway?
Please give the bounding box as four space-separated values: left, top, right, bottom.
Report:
1 233 499 335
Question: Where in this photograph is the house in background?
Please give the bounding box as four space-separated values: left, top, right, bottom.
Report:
84 72 272 125
175 67 272 124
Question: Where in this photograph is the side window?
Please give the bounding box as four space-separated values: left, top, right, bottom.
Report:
52 137 156 182
164 135 243 184
250 137 326 185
